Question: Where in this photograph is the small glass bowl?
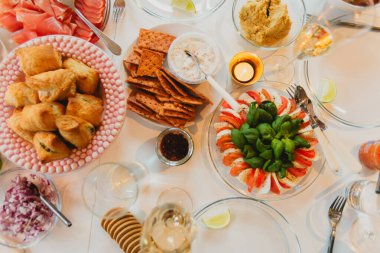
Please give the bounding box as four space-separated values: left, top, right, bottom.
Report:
229 51 264 85
0 168 60 249
156 128 194 166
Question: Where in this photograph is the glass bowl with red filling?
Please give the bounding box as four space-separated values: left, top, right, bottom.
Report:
0 168 60 249
156 128 194 166
206 81 325 201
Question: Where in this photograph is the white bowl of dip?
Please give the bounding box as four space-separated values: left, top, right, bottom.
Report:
167 32 221 84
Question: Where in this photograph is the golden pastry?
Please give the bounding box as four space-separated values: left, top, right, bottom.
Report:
33 132 71 163
56 115 95 148
26 69 76 102
63 58 99 94
20 102 65 132
7 109 35 143
5 82 39 108
16 45 62 76
66 93 103 126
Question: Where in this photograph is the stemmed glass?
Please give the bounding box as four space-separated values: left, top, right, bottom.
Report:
264 0 377 83
140 187 196 253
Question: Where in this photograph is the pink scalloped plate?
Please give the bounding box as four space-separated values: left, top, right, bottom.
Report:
0 35 126 174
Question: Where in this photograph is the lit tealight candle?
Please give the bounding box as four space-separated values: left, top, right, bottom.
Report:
233 62 255 83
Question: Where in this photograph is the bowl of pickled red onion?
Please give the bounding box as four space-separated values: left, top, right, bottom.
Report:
0 168 60 249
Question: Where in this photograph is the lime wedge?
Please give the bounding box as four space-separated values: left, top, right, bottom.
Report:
202 209 231 229
171 0 197 14
317 79 337 103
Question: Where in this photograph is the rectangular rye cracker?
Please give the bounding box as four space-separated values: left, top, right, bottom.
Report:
127 103 169 125
156 70 182 97
129 84 169 97
160 70 188 97
123 61 138 78
136 92 162 113
125 49 141 65
137 28 176 53
126 75 162 89
137 49 164 78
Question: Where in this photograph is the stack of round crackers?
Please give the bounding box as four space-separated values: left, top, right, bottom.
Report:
101 208 142 253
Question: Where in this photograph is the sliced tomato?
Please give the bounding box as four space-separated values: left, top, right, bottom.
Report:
270 174 280 194
223 153 243 166
289 99 297 113
295 149 316 159
216 125 233 133
278 179 291 189
220 142 236 152
293 111 306 120
287 168 308 177
239 111 247 123
255 169 266 188
300 121 310 129
216 135 232 147
230 162 251 176
219 115 242 129
277 96 289 115
247 91 261 105
261 88 272 101
247 169 257 192
295 154 313 167
236 99 250 106
302 136 319 146
221 100 232 109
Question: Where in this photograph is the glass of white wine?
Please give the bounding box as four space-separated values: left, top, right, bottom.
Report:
140 187 196 253
264 0 377 83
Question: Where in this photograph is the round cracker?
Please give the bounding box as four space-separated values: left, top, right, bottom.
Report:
116 226 142 247
121 230 141 252
114 220 141 242
126 236 141 253
101 208 123 229
106 213 134 233
109 216 139 238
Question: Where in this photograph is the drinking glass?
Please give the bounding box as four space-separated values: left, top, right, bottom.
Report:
140 187 195 253
344 180 380 252
82 162 147 219
264 0 377 82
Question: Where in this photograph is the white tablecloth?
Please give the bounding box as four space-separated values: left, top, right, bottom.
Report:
0 1 379 253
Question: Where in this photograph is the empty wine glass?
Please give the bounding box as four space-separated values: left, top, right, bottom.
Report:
141 187 195 253
264 0 377 82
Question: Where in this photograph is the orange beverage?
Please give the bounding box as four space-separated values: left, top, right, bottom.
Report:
359 140 380 170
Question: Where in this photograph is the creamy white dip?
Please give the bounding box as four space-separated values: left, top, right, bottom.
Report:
169 36 217 83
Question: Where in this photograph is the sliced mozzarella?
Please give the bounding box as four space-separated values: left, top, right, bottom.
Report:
221 108 241 119
223 148 241 156
278 176 297 188
238 104 249 114
289 108 302 117
230 157 245 168
258 172 271 194
271 172 284 192
214 122 232 131
238 168 253 184
299 130 314 139
216 129 232 140
238 93 256 104
298 125 313 134
279 98 292 115
286 171 298 182
292 161 304 169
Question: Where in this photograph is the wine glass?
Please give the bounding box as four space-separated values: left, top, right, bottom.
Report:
264 0 377 83
344 180 380 252
140 187 195 253
81 162 147 219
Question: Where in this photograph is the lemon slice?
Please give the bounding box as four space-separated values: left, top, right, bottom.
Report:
317 78 337 103
201 209 231 229
171 0 197 14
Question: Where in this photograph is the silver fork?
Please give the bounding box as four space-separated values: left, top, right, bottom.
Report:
113 0 125 22
327 196 347 253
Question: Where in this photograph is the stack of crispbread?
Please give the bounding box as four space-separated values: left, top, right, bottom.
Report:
124 28 211 128
101 208 142 253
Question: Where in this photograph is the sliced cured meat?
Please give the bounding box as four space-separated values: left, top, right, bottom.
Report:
51 0 72 21
0 12 23 32
16 0 42 11
36 16 73 35
11 29 37 44
74 26 93 41
76 5 103 25
76 0 106 10
0 0 18 9
15 9 50 30
33 0 55 16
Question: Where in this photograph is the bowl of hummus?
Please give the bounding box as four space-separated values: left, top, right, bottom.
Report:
232 0 306 50
167 32 221 84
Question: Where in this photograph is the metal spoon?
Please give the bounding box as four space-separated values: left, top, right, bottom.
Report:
58 0 122 55
184 50 240 111
30 183 72 227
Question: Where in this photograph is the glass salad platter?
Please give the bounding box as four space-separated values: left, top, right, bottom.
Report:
193 197 301 253
206 81 325 201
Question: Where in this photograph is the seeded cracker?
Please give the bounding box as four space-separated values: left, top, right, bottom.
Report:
125 49 141 65
137 28 176 53
126 75 162 89
123 61 138 77
137 49 164 77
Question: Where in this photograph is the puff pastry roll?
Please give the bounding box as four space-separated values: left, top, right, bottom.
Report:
20 102 65 132
7 109 35 143
63 58 99 95
33 132 71 163
16 45 62 76
26 69 76 102
66 93 103 126
56 115 95 148
5 82 39 108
